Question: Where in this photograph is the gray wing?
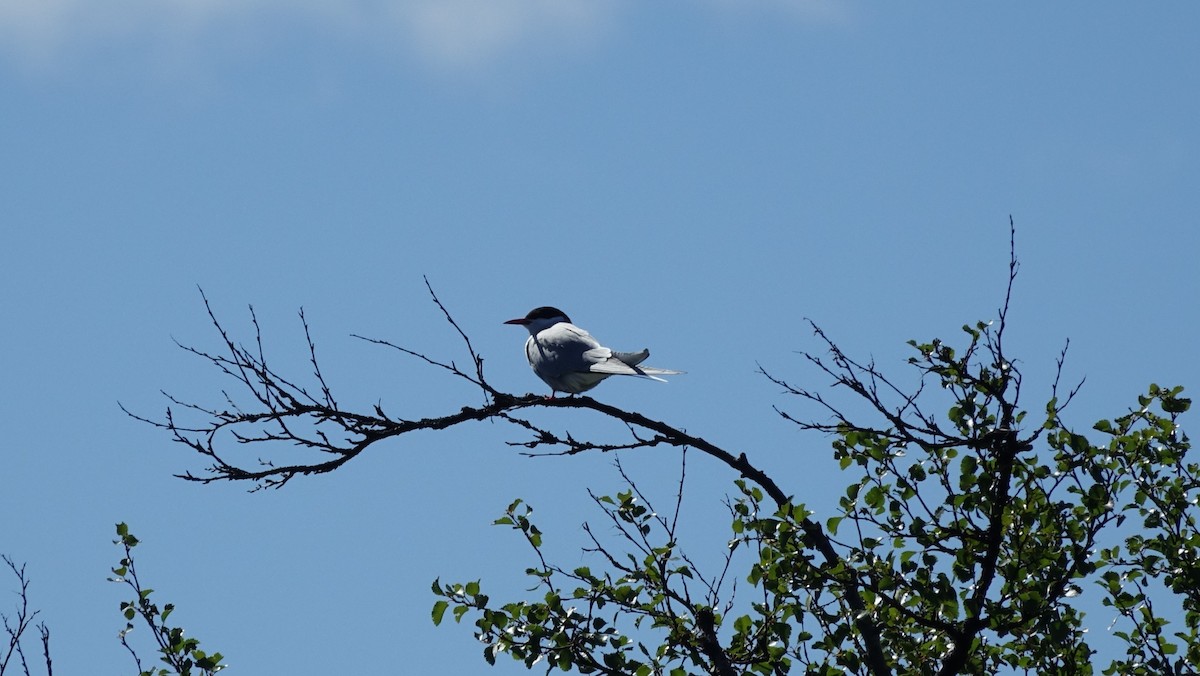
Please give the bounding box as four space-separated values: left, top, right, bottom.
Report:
584 347 647 376
585 347 683 381
612 349 649 367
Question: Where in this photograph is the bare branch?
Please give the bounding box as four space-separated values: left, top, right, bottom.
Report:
1 556 51 676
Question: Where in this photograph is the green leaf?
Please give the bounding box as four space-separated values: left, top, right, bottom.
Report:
908 463 926 481
961 455 977 475
1163 395 1191 413
432 600 449 626
826 516 842 535
865 485 884 510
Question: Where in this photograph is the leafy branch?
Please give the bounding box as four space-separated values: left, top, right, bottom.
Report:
110 524 225 676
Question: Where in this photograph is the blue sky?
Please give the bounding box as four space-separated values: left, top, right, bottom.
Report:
2 2 1197 673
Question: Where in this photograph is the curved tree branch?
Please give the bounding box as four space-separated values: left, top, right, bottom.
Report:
126 282 892 675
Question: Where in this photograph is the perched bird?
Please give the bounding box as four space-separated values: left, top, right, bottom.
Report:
504 306 683 397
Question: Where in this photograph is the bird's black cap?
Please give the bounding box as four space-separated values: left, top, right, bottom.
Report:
525 306 570 323
504 306 571 326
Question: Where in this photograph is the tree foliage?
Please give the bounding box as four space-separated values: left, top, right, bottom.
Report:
110 523 227 676
429 323 1194 675
133 226 1196 674
3 525 222 676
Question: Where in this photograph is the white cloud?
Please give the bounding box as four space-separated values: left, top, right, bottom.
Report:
0 0 615 72
395 0 609 70
0 0 846 73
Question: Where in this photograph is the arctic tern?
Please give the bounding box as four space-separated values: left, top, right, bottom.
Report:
504 306 683 397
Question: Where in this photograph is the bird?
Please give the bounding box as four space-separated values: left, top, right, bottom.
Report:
504 306 683 397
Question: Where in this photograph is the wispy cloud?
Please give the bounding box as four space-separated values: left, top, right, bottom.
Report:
0 0 615 72
0 0 845 73
395 1 611 70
